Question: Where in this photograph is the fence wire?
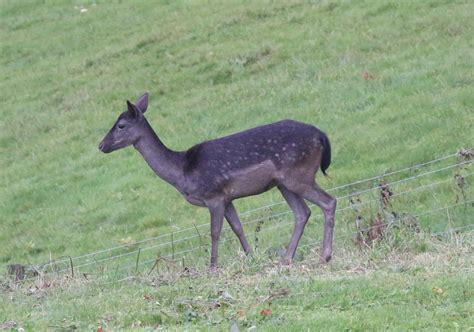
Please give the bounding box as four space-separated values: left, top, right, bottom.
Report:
6 150 473 283
66 203 474 286
38 157 472 269
38 151 468 267
47 164 472 275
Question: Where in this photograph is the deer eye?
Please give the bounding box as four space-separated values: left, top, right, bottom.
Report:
118 123 125 129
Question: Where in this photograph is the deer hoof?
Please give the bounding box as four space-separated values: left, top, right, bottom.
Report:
208 266 219 275
319 254 332 264
280 256 292 265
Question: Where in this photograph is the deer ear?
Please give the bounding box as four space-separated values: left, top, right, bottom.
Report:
135 92 149 113
127 100 141 118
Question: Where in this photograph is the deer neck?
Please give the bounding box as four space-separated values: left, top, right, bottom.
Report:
133 121 185 189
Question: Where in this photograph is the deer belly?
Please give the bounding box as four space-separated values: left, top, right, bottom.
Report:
224 161 277 199
183 193 206 207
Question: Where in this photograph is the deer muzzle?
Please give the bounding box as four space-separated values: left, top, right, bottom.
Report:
98 141 111 153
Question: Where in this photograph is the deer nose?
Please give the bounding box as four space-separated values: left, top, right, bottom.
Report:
98 142 104 151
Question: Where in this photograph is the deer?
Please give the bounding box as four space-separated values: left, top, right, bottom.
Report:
98 92 336 270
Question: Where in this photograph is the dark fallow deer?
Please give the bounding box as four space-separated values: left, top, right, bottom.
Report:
98 93 336 270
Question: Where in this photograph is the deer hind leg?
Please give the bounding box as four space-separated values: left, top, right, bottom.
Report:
280 177 336 263
225 202 251 255
278 186 311 264
301 183 336 263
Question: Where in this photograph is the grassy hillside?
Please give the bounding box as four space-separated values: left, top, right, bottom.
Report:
1 0 472 265
1 0 473 330
2 238 473 331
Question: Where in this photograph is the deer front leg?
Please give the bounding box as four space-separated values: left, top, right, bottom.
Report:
225 202 251 255
208 201 225 270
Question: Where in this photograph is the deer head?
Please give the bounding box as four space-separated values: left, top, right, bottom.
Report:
98 93 149 153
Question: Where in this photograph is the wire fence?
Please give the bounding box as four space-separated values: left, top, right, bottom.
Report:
26 151 464 269
113 199 473 274
44 157 473 267
5 149 473 283
43 162 472 276
68 203 474 287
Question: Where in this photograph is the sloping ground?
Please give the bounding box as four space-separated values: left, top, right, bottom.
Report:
1 1 473 265
1 0 473 330
1 229 473 330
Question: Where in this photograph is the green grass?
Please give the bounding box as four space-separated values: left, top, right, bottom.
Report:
2 232 473 330
1 0 473 330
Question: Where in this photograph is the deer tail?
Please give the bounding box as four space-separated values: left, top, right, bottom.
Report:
320 131 331 176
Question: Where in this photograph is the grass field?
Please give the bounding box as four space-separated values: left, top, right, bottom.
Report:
1 0 473 330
